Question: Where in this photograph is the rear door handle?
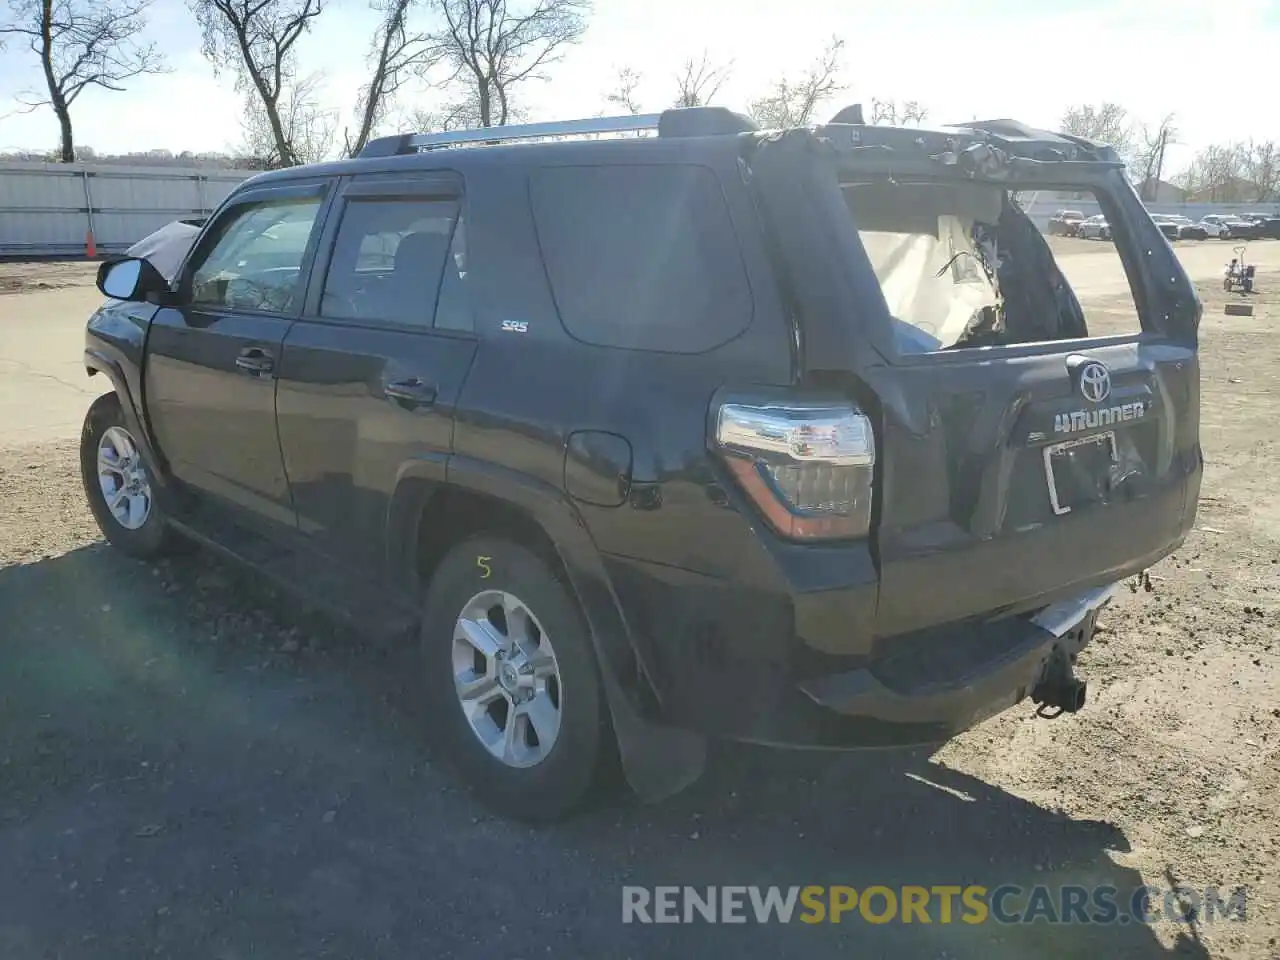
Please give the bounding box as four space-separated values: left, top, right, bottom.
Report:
383 377 438 408
235 347 274 375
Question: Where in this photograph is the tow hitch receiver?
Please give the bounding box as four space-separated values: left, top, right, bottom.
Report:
1028 585 1114 719
1033 646 1087 718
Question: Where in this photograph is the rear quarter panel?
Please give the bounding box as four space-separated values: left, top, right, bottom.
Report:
448 146 802 705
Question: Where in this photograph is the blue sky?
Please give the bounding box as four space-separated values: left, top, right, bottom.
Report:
2 0 1277 173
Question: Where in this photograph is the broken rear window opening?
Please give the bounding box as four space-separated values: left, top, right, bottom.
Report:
841 180 1134 353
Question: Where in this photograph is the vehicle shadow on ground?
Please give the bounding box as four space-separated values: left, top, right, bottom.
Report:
0 546 1210 960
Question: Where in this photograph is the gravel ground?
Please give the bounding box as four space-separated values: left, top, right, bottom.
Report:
1 254 1277 959
0 260 98 295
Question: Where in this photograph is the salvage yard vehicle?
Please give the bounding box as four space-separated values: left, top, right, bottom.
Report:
1076 214 1112 240
1150 214 1181 241
1238 213 1280 240
1152 214 1209 241
1047 209 1086 236
80 106 1203 821
1170 215 1210 240
1201 214 1255 239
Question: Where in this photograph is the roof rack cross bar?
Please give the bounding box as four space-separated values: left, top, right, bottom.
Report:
357 108 760 157
387 114 662 154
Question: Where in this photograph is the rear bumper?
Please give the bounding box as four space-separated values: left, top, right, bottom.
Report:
612 548 1120 749
790 583 1115 746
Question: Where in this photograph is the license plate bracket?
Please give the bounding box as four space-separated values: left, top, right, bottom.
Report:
1043 431 1117 516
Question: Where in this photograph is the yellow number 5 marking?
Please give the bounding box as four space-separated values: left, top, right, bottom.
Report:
476 556 492 579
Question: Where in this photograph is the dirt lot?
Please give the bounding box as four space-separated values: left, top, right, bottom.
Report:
0 259 98 295
1 243 1278 959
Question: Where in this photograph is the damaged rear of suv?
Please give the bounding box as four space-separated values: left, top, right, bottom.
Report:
710 110 1202 754
82 104 1200 821
558 106 1200 801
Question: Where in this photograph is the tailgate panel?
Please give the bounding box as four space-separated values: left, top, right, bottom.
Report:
875 470 1189 635
744 127 1202 648
868 343 1199 639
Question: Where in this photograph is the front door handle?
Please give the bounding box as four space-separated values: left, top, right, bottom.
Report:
383 377 438 408
235 347 274 375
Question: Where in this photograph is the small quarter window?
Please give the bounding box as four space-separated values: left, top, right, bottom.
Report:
530 164 752 353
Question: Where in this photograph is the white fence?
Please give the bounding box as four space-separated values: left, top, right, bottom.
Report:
0 162 255 257
2 161 1277 257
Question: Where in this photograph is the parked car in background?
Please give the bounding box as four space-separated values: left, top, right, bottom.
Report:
1201 214 1255 239
1146 216 1182 241
1238 214 1280 239
1166 215 1209 240
1048 209 1087 236
1150 214 1180 241
1077 215 1111 240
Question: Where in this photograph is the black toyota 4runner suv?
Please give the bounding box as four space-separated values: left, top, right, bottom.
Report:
81 106 1202 821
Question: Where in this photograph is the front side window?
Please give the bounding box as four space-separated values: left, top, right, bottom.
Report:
320 197 460 327
188 197 322 313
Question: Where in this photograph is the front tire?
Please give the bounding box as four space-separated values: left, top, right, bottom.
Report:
419 535 609 822
80 393 179 559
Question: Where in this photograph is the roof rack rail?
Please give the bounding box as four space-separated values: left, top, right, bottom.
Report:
360 114 661 157
358 107 759 157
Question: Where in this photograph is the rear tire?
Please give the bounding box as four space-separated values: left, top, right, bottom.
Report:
80 393 181 560
419 534 609 822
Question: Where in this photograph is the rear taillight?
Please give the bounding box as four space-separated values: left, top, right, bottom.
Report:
715 402 876 541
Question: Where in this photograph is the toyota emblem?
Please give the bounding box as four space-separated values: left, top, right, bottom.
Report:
1079 362 1111 404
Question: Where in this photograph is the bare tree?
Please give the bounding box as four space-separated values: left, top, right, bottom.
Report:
869 98 927 126
425 0 589 128
1174 143 1247 202
748 36 844 128
344 0 438 157
1133 113 1177 199
1 0 165 162
673 50 731 108
192 0 326 167
406 96 486 133
1059 102 1133 157
1241 139 1278 202
605 64 642 115
235 74 335 167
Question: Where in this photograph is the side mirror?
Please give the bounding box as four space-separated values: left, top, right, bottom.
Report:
96 257 169 302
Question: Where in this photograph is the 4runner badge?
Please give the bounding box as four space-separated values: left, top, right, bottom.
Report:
1054 401 1146 434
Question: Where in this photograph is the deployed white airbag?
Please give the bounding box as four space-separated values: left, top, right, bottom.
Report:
125 220 202 283
858 215 1000 351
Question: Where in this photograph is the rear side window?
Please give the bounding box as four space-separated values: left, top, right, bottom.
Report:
530 164 752 353
320 198 461 328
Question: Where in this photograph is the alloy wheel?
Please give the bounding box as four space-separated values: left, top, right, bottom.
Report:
451 590 563 769
97 425 152 531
